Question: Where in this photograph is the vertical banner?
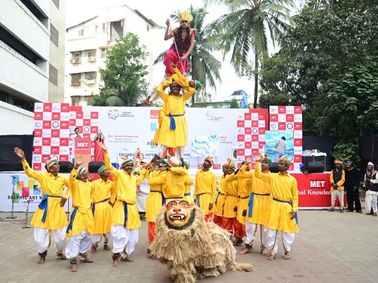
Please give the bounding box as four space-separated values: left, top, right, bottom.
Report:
269 106 303 171
74 138 92 169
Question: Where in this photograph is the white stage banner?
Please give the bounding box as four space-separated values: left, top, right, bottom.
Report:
94 107 265 168
0 172 71 213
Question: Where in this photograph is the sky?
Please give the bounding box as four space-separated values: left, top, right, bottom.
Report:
65 0 302 102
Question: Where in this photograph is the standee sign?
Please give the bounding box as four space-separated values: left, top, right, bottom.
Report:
292 173 332 208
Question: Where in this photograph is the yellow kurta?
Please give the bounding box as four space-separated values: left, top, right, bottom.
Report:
67 169 94 237
194 169 217 215
145 170 165 222
214 175 226 217
236 166 252 225
91 178 115 234
153 107 166 144
254 162 299 233
330 169 345 191
21 160 69 230
104 153 141 230
183 173 193 203
161 167 187 200
223 174 239 218
155 77 195 147
244 170 272 226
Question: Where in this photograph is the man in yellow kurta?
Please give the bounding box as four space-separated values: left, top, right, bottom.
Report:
65 163 94 272
14 147 69 264
161 157 188 203
155 67 196 159
194 156 217 221
213 162 228 227
102 145 141 265
91 164 115 253
254 156 299 260
234 162 251 240
240 158 272 255
329 160 345 212
145 162 166 248
221 163 244 245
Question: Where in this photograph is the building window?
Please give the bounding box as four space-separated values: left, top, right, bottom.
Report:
49 64 58 86
71 73 81 86
84 72 97 84
52 0 59 9
87 50 96 62
78 29 84 36
100 48 106 58
20 0 48 27
50 23 59 47
70 52 81 64
110 20 123 42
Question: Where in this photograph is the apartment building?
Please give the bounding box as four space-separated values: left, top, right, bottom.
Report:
0 0 66 134
65 4 161 106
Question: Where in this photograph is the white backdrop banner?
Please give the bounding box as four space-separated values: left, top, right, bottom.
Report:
94 107 264 168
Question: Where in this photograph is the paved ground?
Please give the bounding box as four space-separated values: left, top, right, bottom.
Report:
0 209 377 283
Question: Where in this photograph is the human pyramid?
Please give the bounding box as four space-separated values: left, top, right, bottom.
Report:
13 11 299 279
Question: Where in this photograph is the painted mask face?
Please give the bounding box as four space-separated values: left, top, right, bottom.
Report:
165 200 195 229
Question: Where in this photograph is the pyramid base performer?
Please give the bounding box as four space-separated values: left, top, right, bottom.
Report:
149 200 252 283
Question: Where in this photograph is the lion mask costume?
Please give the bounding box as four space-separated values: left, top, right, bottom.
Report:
149 200 253 283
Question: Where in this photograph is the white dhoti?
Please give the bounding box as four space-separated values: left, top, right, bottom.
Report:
111 225 139 255
64 231 92 259
365 190 378 213
266 228 295 256
34 226 66 253
245 221 268 248
91 233 111 244
331 190 344 208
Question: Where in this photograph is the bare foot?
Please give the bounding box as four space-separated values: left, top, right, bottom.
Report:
38 257 45 264
70 263 77 272
267 255 275 261
240 246 252 255
283 253 291 260
120 256 134 262
112 259 118 267
80 258 93 263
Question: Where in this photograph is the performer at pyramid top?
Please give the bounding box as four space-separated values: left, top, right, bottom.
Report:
163 11 195 77
153 66 197 159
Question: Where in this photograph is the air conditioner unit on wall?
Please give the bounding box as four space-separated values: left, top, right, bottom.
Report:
70 58 81 64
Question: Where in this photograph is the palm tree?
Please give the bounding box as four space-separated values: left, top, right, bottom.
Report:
206 0 293 108
154 6 222 104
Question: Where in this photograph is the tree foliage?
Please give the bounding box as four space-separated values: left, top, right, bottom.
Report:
259 0 378 162
207 0 293 108
91 33 148 106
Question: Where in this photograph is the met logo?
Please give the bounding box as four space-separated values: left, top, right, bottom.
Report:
310 180 326 188
77 142 90 148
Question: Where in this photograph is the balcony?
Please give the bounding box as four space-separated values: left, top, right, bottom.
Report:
0 41 48 102
0 0 49 60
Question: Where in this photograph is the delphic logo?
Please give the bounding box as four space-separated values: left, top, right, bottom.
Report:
107 109 135 119
108 109 119 120
205 110 223 121
147 139 157 149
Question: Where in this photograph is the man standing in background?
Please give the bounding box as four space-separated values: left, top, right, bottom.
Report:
344 161 361 213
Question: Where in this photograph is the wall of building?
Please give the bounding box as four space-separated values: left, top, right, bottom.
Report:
65 4 162 106
0 0 65 135
0 101 34 135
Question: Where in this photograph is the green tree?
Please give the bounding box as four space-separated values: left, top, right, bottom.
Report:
259 0 378 163
207 0 293 108
91 33 148 106
155 6 222 104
